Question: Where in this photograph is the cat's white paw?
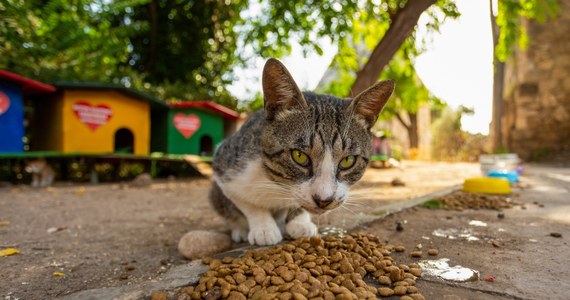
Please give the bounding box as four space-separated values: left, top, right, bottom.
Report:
248 224 283 245
231 228 248 243
286 220 318 239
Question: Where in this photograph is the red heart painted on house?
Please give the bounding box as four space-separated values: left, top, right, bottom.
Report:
0 92 10 115
173 113 201 139
72 101 113 131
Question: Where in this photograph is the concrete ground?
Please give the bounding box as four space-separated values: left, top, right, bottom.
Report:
46 163 569 300
0 161 479 300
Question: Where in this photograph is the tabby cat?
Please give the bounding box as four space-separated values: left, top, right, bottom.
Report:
25 159 55 188
211 58 394 245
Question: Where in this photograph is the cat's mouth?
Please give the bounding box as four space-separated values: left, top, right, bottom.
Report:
302 201 342 215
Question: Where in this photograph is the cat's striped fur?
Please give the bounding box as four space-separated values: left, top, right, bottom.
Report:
211 58 394 245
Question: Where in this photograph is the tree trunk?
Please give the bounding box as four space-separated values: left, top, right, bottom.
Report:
408 113 419 149
145 0 159 72
349 0 436 96
395 112 419 149
490 0 505 151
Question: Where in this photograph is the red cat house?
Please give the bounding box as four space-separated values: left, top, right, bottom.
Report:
0 70 56 153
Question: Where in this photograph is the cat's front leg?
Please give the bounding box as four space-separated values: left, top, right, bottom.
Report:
235 201 282 245
286 208 318 239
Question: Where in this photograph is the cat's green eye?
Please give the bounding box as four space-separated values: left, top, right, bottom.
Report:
339 155 356 170
291 150 310 167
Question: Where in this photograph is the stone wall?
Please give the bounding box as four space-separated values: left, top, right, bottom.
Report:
501 0 570 160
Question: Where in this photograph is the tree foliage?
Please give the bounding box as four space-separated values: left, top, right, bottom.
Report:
0 0 133 82
495 0 559 61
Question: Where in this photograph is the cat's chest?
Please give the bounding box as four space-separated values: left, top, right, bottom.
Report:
214 159 291 209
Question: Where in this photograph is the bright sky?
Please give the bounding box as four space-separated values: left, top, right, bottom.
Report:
228 0 493 134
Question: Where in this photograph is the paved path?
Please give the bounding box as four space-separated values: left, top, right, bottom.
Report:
56 164 569 300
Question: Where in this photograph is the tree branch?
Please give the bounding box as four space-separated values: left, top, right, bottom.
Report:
349 0 436 96
395 113 411 130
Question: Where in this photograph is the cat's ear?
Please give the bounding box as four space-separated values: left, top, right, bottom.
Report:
349 80 395 129
262 58 307 119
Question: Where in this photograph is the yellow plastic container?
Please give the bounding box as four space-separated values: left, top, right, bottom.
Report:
462 177 511 194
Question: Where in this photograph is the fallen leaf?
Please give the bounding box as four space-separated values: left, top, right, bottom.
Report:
490 239 502 248
0 248 20 257
53 272 64 277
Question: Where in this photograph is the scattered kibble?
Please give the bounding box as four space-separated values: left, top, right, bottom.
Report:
410 251 422 258
550 232 562 238
427 249 439 256
173 233 424 299
394 246 406 252
426 191 522 210
149 291 168 300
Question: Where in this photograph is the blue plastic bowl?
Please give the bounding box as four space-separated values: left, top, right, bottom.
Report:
487 170 519 183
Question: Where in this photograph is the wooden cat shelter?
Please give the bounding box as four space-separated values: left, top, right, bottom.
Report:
151 101 240 156
31 82 168 155
0 70 56 153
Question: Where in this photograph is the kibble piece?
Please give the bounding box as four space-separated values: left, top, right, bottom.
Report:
550 232 562 238
227 291 247 300
400 296 413 300
427 249 439 256
407 286 419 294
394 285 408 296
409 293 426 300
378 287 394 297
394 246 406 252
410 251 422 258
378 275 391 285
409 268 422 277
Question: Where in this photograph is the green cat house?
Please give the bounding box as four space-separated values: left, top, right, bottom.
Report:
151 101 240 156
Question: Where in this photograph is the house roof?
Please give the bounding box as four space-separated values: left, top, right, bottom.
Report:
54 82 169 109
167 100 240 120
0 70 56 94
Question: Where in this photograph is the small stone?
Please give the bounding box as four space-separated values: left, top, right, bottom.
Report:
391 178 406 186
427 249 439 256
396 221 404 231
178 230 232 259
550 232 562 238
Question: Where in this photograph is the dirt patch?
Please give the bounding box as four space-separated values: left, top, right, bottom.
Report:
0 179 223 299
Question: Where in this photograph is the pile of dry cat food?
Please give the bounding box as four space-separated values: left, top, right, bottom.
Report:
174 233 424 300
424 191 521 210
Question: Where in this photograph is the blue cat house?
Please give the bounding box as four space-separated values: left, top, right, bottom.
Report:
0 70 56 153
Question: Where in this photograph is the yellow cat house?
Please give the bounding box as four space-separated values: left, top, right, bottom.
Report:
32 82 168 155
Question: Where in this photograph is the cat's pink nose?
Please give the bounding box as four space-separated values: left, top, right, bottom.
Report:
313 195 335 209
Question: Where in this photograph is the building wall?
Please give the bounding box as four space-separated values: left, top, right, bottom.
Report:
61 90 150 155
0 81 24 153
167 108 223 155
501 1 570 159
